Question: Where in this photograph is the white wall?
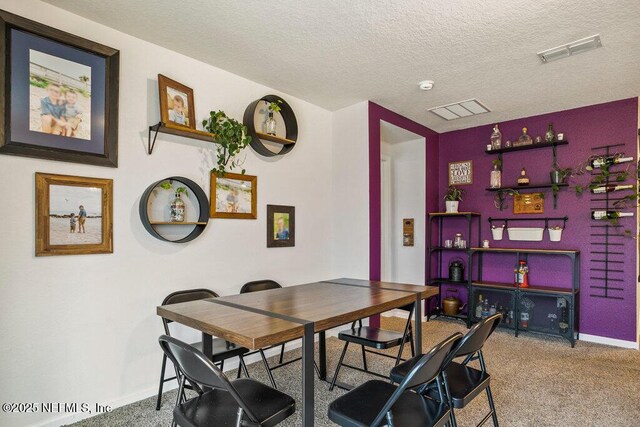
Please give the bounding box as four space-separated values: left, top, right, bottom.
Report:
0 1 336 426
330 101 370 278
381 139 426 285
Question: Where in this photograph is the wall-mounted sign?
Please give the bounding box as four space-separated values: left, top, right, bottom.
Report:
513 193 544 214
448 161 473 185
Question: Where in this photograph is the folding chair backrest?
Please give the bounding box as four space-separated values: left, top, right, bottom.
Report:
454 313 502 359
161 288 219 332
240 280 282 294
371 332 463 426
158 335 259 422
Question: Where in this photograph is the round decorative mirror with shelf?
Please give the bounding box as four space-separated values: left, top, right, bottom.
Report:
243 95 298 157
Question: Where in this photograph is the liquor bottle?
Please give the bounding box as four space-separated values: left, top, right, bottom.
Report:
517 168 530 186
559 306 569 334
590 184 634 194
490 124 502 150
489 304 497 316
515 127 533 146
590 156 634 169
475 294 483 319
591 210 634 220
490 164 502 188
514 260 529 287
481 299 490 319
545 123 555 142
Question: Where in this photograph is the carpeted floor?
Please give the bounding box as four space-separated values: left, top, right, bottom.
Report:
69 317 640 427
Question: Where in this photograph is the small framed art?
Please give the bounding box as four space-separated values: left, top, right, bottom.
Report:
210 172 257 219
158 74 196 130
35 172 113 256
267 205 295 248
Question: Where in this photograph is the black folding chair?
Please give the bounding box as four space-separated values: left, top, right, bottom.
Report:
240 280 311 389
156 288 250 410
159 335 295 427
391 313 502 427
329 303 416 391
328 333 463 427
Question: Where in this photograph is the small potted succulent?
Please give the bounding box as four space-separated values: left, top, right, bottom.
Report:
444 186 464 213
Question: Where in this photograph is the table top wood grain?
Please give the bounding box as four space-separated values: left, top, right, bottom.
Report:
157 279 439 348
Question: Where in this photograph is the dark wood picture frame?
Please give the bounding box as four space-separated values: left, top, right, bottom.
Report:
0 10 119 167
35 172 113 256
267 205 295 248
158 74 196 131
210 172 257 219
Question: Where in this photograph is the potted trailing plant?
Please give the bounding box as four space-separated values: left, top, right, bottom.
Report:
160 182 188 222
264 99 283 136
202 110 252 176
444 186 464 213
550 165 572 184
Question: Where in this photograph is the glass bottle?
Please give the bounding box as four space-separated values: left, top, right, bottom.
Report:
516 127 533 146
475 294 483 319
170 192 185 222
517 167 530 186
481 299 490 319
490 163 501 188
545 122 555 142
490 124 502 150
265 111 277 136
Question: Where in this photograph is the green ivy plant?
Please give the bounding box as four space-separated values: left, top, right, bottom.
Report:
160 182 188 197
202 110 252 176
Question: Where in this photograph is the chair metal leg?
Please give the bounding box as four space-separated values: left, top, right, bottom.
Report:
361 345 368 371
240 356 250 378
279 343 285 364
442 372 457 427
219 359 224 372
486 385 499 427
259 349 278 389
330 341 349 391
155 354 167 410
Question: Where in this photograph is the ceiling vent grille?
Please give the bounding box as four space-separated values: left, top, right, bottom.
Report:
538 34 602 63
428 99 491 121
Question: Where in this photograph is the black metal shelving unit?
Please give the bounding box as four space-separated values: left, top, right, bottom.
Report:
469 247 580 347
486 140 569 210
427 212 482 327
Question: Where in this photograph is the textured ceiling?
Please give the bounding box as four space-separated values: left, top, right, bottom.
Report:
45 0 640 132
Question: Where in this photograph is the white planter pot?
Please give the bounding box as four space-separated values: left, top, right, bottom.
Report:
548 228 563 242
507 227 544 242
491 227 504 240
445 201 459 213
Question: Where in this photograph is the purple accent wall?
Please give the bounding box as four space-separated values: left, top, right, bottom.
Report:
368 102 440 327
438 98 638 341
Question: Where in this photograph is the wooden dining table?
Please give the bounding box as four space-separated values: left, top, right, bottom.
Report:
157 278 438 426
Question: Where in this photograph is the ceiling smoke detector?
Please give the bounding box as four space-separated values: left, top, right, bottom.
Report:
418 80 434 91
538 34 602 63
428 99 491 121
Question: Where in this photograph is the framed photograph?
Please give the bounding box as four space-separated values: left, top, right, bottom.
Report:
0 10 119 167
267 205 295 248
210 172 257 219
158 74 195 130
448 160 473 185
35 172 113 256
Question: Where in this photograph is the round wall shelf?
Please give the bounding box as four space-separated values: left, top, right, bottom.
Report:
243 95 298 157
139 176 209 243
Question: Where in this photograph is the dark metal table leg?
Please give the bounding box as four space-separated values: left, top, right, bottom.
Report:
318 331 326 380
414 294 422 354
302 322 315 426
202 333 213 391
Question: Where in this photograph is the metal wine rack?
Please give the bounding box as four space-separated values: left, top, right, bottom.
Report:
589 143 629 300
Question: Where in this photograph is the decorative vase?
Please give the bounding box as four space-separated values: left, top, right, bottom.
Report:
545 123 555 142
550 170 562 184
445 200 459 213
170 193 185 222
265 111 277 136
490 164 501 188
490 124 502 150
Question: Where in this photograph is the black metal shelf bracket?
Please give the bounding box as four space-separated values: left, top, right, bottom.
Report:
148 122 162 155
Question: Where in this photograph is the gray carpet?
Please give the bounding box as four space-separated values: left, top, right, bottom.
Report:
69 317 640 426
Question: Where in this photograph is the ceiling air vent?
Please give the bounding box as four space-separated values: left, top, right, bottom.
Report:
538 34 602 63
428 99 491 121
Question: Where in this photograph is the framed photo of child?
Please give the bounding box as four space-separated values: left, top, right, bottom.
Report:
210 172 257 219
267 205 295 248
158 74 196 130
35 172 113 256
0 10 119 167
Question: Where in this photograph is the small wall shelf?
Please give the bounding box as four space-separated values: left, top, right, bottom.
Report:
485 140 568 155
486 183 568 192
139 176 209 243
147 122 216 154
243 95 298 157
